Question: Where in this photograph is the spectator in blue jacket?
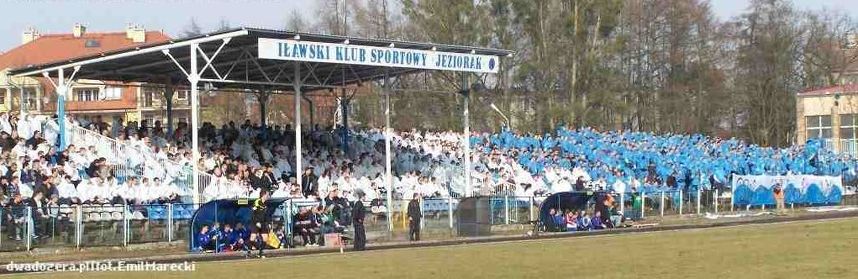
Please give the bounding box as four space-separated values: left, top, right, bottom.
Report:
577 211 591 231
196 225 213 251
208 222 225 252
551 208 565 230
222 224 240 252
235 222 250 242
591 211 607 230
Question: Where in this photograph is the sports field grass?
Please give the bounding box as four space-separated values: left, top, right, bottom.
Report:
10 217 858 279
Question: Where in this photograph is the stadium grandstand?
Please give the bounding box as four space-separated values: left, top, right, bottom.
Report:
0 26 856 266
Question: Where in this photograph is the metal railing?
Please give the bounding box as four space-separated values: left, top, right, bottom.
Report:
47 120 223 202
840 139 858 156
2 192 856 252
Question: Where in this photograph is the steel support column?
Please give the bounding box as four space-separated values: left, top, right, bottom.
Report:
45 66 79 151
259 91 269 127
341 88 350 154
190 43 201 207
165 80 175 138
294 63 303 188
302 95 315 128
384 73 393 232
57 69 67 151
461 74 472 197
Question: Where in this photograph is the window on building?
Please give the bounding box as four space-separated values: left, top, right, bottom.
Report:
0 88 5 104
104 87 122 100
143 89 155 107
176 90 189 100
22 87 37 109
807 115 833 139
840 114 858 140
74 87 99 102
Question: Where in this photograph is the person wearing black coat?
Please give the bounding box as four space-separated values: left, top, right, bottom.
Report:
250 168 273 195
301 167 318 197
352 191 366 251
263 164 278 185
407 193 422 241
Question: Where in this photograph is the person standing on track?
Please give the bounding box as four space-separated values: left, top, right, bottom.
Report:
773 183 785 214
407 193 422 241
352 190 367 251
250 191 270 258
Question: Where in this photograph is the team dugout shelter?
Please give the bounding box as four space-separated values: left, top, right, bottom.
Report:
10 27 512 230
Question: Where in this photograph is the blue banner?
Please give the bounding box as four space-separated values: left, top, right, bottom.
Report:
731 175 843 206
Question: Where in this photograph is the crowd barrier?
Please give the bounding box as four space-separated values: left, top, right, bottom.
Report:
4 191 854 252
0 202 196 252
0 196 534 252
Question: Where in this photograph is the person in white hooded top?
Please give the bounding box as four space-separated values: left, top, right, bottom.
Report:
270 181 291 198
0 113 12 135
29 115 43 136
118 177 141 204
55 175 80 204
103 176 123 203
136 177 155 204
75 178 94 203
16 115 31 142
203 175 225 201
78 177 109 204
11 141 28 160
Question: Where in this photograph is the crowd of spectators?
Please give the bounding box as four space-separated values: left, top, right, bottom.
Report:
56 115 858 205
6 109 858 245
0 113 187 241
545 192 625 232
195 187 357 252
472 127 857 196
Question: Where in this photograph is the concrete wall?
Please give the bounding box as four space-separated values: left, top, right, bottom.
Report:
797 93 858 151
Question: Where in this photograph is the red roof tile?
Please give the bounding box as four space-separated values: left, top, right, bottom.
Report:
0 31 171 70
797 84 858 97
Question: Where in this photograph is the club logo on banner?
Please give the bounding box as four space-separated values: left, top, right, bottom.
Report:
731 175 844 206
257 38 500 73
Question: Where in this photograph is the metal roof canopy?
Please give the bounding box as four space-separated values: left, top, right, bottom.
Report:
10 27 511 89
9 27 511 215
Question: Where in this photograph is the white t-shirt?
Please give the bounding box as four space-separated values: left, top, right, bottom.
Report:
57 180 79 199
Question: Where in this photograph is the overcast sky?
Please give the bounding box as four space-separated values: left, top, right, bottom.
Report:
1 0 856 51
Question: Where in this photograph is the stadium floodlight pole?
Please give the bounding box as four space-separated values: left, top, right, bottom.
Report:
190 42 201 207
384 71 394 233
489 103 511 130
294 62 304 190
